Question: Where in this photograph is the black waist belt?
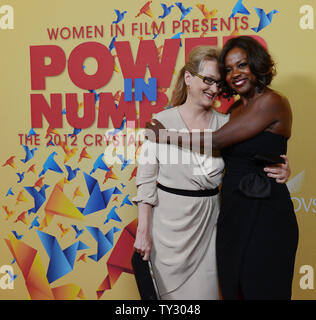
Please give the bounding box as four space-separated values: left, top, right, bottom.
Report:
157 183 219 197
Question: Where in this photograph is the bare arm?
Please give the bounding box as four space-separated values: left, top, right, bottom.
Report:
145 103 272 154
207 94 292 150
147 93 291 154
145 93 292 183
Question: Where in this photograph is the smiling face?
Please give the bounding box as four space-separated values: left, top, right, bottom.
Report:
224 47 257 97
185 59 221 108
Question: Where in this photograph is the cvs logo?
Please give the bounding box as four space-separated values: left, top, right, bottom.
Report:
292 197 316 213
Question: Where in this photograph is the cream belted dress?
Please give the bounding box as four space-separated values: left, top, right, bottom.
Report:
132 107 229 300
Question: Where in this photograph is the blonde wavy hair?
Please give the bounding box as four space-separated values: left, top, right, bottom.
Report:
170 46 220 107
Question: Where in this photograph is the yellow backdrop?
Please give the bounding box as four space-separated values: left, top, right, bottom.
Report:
0 0 315 300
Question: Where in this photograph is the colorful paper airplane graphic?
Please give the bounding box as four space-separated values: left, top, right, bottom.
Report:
86 226 120 262
230 0 250 18
5 235 85 299
251 8 279 32
39 180 85 229
36 230 89 283
77 172 122 216
96 219 137 299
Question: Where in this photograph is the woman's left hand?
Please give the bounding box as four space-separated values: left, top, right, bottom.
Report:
264 155 290 183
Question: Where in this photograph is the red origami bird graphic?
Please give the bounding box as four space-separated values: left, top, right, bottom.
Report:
14 211 28 225
33 177 45 189
77 253 88 263
103 166 119 184
2 156 16 169
135 1 154 19
129 166 138 181
78 146 92 163
27 164 36 174
96 219 137 299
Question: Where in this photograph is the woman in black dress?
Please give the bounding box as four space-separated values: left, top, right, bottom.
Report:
213 36 299 300
147 36 298 300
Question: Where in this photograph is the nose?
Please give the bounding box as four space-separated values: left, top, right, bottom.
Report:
208 82 219 91
231 67 241 79
208 82 220 95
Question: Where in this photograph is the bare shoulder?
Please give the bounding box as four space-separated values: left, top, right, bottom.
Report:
255 89 291 115
254 89 292 136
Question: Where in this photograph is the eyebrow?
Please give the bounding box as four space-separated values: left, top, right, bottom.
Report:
200 74 221 81
225 58 247 67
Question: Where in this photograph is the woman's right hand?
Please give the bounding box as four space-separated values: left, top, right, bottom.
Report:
145 119 168 144
134 228 152 261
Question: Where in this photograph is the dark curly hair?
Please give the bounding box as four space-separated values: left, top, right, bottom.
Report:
219 36 276 99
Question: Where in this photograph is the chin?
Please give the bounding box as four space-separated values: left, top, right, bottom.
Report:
232 86 247 96
202 102 214 110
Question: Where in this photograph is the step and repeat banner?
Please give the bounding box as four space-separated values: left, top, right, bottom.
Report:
0 0 315 300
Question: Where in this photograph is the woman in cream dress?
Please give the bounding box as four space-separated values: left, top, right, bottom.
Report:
133 46 288 300
133 107 228 299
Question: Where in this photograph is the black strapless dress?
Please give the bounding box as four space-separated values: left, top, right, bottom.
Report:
216 131 299 300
